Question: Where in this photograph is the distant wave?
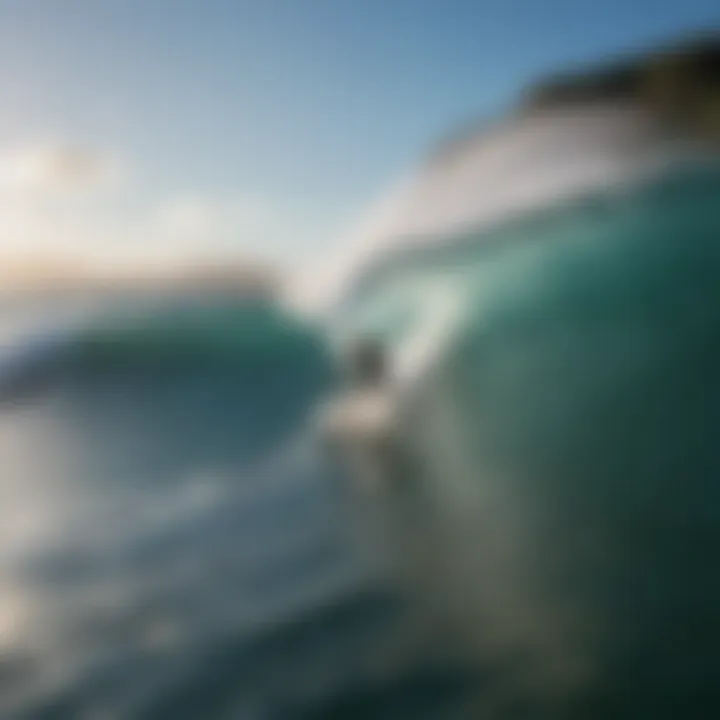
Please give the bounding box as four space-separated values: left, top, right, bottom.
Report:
0 299 333 401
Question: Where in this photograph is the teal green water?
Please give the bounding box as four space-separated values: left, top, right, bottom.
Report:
360 165 720 716
2 165 720 717
0 296 478 719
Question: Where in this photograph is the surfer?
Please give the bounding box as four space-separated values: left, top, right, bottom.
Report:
317 337 400 494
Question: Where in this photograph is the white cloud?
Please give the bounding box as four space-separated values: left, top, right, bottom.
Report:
0 139 347 285
0 141 122 194
149 195 282 254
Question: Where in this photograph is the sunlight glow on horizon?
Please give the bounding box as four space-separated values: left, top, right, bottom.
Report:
0 139 308 287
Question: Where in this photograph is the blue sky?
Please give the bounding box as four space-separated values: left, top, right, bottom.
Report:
0 0 717 272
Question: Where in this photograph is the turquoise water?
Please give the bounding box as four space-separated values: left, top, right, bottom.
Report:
404 168 720 716
4 166 720 718
0 296 476 719
326 165 720 716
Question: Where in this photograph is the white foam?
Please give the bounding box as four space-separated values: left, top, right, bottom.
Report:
287 104 695 317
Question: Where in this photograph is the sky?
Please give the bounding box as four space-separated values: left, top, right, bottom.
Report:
0 0 717 276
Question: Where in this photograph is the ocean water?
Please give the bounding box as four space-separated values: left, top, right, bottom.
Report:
323 167 720 718
5 168 720 719
0 295 476 720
